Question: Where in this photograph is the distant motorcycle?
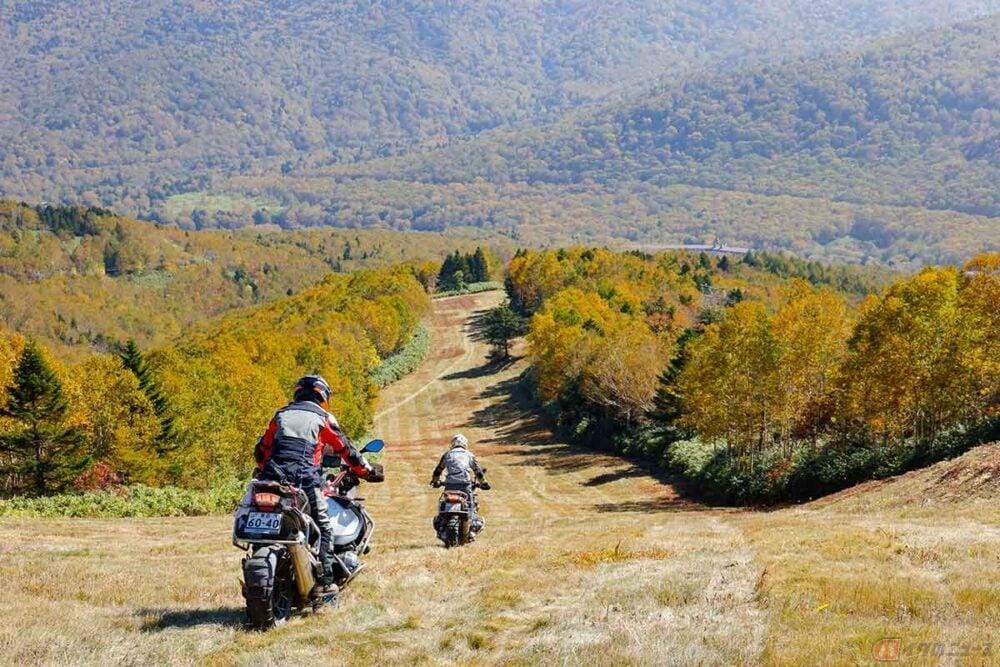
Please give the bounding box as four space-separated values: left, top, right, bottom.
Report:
233 439 385 630
432 471 489 548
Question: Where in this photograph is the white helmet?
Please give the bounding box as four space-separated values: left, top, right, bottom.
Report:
451 434 468 449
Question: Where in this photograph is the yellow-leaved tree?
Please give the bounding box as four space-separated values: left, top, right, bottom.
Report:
837 267 975 442
64 354 160 484
771 281 851 447
528 288 615 401
678 301 780 463
582 325 670 425
959 253 1000 421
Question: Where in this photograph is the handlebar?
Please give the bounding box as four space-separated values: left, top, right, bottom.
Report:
431 480 490 490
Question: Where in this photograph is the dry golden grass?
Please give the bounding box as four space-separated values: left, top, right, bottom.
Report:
1 291 996 665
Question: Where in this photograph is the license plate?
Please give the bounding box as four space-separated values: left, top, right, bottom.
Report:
445 504 464 513
245 511 282 534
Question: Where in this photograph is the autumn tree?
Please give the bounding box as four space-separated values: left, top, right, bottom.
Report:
409 260 440 292
678 301 780 464
771 282 850 446
958 253 1000 422
583 325 669 425
0 340 88 495
527 288 616 401
837 267 974 443
66 354 160 484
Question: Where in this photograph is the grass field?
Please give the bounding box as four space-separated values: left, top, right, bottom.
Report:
160 192 285 218
1 291 996 665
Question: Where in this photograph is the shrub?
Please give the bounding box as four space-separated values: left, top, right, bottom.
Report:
662 416 1000 505
73 461 125 491
662 438 715 478
432 281 503 299
0 478 246 518
370 325 429 387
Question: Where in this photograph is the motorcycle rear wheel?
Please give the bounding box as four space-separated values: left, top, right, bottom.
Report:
244 545 295 630
445 516 462 548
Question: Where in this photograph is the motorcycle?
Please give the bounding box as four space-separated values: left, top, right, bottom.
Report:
432 470 489 548
233 439 385 630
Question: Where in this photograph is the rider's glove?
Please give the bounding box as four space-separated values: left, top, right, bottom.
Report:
366 465 385 483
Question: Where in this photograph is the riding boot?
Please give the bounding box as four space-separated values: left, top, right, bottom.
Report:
306 486 338 599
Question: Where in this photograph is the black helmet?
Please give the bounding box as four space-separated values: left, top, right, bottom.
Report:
293 375 332 404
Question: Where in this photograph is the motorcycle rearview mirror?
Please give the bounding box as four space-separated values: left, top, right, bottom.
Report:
361 439 384 454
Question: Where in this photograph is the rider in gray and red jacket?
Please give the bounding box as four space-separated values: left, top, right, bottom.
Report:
255 375 373 596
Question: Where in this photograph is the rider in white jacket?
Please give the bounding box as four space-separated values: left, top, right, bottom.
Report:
430 434 489 534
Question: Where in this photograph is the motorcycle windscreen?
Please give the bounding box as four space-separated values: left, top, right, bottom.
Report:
326 497 363 545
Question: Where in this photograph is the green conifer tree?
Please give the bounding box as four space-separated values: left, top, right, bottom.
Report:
0 340 88 495
471 247 490 282
119 339 176 453
483 304 524 359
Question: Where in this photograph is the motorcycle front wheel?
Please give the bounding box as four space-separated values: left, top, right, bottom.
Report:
244 545 295 630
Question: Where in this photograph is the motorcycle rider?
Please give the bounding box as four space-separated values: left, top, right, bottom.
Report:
254 374 374 597
430 434 490 538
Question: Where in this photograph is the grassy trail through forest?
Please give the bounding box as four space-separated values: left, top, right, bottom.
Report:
1 291 996 665
353 290 766 665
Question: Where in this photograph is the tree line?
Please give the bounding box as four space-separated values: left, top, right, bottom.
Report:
507 247 1000 503
0 266 431 495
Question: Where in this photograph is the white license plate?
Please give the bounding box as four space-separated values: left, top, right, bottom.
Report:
245 511 282 534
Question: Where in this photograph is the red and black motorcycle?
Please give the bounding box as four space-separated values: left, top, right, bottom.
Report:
233 439 384 630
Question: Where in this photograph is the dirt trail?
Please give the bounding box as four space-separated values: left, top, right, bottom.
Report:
348 291 767 665
0 291 765 666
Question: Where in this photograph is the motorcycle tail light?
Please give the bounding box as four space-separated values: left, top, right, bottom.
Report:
253 492 281 509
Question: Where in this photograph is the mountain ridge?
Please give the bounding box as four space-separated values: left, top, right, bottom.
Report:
2 0 997 214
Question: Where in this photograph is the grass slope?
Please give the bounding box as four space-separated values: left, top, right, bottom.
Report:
0 292 995 664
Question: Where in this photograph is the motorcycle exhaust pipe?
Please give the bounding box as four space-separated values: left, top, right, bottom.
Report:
289 534 316 598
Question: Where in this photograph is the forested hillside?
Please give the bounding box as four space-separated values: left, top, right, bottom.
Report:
516 16 1000 217
507 248 1000 504
298 15 999 266
0 201 509 358
0 264 430 493
1 0 995 220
